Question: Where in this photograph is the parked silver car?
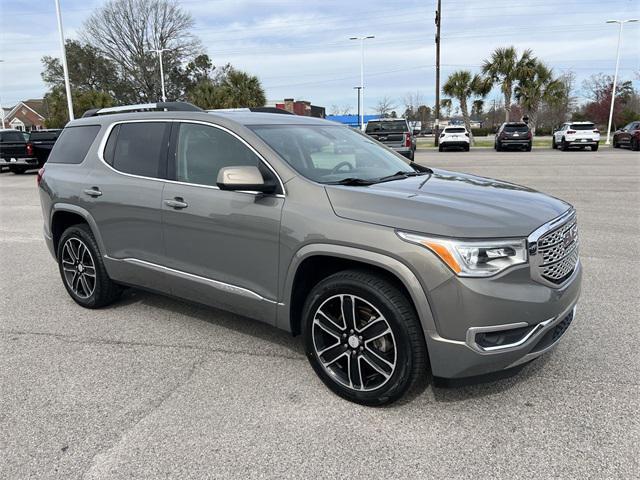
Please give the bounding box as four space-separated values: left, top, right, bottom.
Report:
38 102 581 405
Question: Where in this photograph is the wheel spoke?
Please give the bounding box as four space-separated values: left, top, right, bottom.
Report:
341 295 357 331
320 344 347 366
359 317 388 340
316 309 345 333
362 351 393 378
64 242 77 263
314 318 342 341
363 346 395 373
83 265 96 277
348 355 363 390
365 327 392 344
79 275 91 297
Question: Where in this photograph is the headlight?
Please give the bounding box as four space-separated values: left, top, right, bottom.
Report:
397 232 527 277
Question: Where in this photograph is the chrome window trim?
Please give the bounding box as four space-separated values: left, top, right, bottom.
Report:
105 255 277 304
97 118 286 197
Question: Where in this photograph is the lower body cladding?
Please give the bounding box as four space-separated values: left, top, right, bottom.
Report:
440 141 469 150
424 261 582 379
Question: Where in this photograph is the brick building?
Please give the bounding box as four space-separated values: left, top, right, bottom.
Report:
3 99 48 131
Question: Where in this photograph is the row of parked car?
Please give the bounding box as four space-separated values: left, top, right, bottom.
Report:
0 128 61 173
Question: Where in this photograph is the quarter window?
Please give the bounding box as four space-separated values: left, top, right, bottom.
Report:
47 125 101 164
107 122 170 178
174 123 262 187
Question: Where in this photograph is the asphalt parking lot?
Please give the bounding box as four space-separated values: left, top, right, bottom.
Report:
1 147 639 479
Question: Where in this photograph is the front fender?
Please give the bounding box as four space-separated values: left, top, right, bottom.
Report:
276 243 438 339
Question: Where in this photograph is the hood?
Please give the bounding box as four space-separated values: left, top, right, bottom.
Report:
325 169 571 238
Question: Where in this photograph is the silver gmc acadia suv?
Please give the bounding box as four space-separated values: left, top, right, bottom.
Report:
38 102 581 405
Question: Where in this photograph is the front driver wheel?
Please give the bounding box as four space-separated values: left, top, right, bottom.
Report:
57 224 122 308
303 270 427 406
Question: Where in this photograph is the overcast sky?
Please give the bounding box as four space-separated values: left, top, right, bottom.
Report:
1 0 639 113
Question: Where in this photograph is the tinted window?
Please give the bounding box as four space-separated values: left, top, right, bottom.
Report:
445 127 466 133
365 121 409 133
48 125 101 164
570 123 595 130
29 131 61 141
252 125 414 184
504 124 529 133
0 131 25 143
175 123 261 187
110 122 170 178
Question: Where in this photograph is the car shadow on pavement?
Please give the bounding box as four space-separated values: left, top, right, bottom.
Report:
113 287 306 358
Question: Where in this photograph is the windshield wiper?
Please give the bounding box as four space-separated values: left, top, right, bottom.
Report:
377 170 430 183
325 177 377 186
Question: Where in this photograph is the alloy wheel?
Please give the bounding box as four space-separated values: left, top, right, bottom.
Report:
311 294 397 392
61 237 97 299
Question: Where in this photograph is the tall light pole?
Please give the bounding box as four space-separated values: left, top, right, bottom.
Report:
0 59 5 128
605 19 638 145
54 0 74 121
149 48 170 103
350 35 374 130
434 0 441 146
353 86 362 128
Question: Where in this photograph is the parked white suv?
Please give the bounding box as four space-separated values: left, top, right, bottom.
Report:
552 122 600 151
438 126 470 152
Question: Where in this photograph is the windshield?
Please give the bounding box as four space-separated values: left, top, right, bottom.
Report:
251 124 415 184
365 121 409 133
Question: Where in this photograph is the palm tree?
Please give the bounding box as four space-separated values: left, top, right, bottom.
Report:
439 98 452 118
221 69 266 108
443 70 492 144
514 60 564 135
482 47 536 122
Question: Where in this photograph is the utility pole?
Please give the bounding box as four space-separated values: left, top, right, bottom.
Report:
349 36 375 131
149 48 170 103
354 86 362 129
604 19 638 144
54 0 74 121
0 60 5 128
434 0 441 146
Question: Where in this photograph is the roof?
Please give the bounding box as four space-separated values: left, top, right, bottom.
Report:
70 110 336 128
23 99 48 118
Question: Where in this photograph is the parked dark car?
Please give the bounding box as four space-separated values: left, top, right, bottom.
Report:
612 121 640 151
494 122 532 151
365 119 416 160
0 129 39 174
28 129 62 165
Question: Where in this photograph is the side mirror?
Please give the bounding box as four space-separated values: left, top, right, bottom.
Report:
217 166 276 193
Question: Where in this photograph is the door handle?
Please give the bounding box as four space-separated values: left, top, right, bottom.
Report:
164 198 188 209
83 187 102 197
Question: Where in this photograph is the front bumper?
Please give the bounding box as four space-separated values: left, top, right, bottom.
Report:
424 259 582 379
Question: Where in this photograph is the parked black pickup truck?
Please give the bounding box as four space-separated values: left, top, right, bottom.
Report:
0 129 39 174
365 119 416 160
28 129 62 165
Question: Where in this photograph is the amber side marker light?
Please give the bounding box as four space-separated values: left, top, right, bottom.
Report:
420 241 462 274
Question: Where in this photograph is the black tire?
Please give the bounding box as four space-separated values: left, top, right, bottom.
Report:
551 137 557 149
408 149 415 161
302 270 427 406
438 145 443 152
591 144 599 152
464 144 470 152
525 143 532 152
10 167 27 174
632 138 640 151
495 141 502 152
57 224 122 308
613 138 620 148
561 138 569 151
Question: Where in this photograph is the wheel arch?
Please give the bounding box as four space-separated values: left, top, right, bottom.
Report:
278 244 437 341
51 204 105 259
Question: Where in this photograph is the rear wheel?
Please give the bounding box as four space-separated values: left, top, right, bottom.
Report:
438 145 444 152
303 270 427 406
57 224 122 308
525 143 532 152
561 138 569 151
632 138 640 151
464 143 470 152
551 137 557 149
10 167 27 174
591 144 599 151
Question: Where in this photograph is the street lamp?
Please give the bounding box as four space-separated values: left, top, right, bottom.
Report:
54 0 74 121
353 86 362 128
349 35 375 131
148 48 170 103
604 19 638 145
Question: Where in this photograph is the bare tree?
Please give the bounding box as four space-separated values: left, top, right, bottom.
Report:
403 91 424 119
83 0 202 102
330 104 352 115
375 96 397 118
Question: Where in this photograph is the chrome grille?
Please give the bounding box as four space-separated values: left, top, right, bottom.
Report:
535 215 579 284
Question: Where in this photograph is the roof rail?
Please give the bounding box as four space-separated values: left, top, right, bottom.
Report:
82 101 203 118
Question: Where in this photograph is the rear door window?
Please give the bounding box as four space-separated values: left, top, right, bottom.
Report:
107 122 171 178
47 125 101 164
365 121 409 133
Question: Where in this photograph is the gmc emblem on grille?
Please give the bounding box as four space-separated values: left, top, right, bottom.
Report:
563 227 577 247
